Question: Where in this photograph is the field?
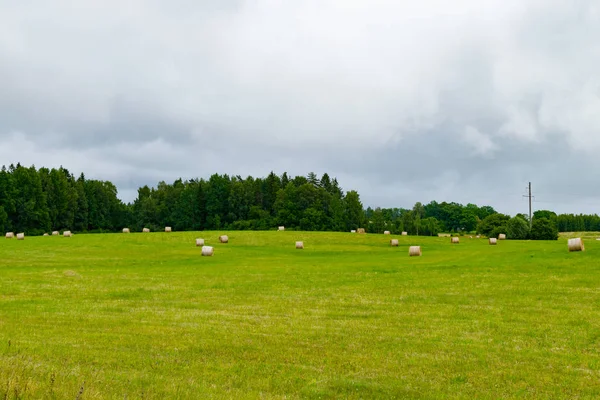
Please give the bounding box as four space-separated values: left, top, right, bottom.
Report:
1 231 600 399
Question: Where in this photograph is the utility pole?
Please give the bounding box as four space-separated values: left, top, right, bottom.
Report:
528 182 532 228
523 182 532 228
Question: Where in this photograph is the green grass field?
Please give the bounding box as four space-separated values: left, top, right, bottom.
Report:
1 231 600 399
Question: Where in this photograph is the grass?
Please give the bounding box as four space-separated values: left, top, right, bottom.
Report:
560 231 600 240
1 231 600 399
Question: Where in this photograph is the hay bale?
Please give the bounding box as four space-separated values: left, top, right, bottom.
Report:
196 238 205 247
350 230 356 233
63 231 72 237
201 246 214 256
5 232 14 239
409 246 421 256
476 235 481 239
451 237 459 244
165 226 172 232
219 235 229 243
296 241 304 249
498 233 506 240
384 230 391 235
401 231 408 236
52 231 59 236
123 228 130 233
357 228 365 234
489 238 497 245
143 228 150 233
469 236 473 239
43 233 49 236
278 226 285 231
16 233 25 240
390 239 399 247
568 238 585 252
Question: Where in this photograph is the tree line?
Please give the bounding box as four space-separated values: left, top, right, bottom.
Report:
0 164 595 239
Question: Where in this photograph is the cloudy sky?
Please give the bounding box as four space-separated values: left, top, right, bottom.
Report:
1 0 599 215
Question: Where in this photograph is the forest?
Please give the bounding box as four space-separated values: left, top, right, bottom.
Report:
0 164 597 239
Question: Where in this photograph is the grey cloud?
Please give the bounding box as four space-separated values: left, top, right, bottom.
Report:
1 0 600 215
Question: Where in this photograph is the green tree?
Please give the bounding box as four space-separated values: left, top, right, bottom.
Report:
328 193 346 231
204 174 231 229
401 210 415 234
420 217 442 236
530 218 558 240
413 202 424 235
274 183 298 228
85 180 122 231
506 216 529 240
371 208 385 233
12 165 51 234
0 166 16 231
263 172 281 215
0 206 7 233
73 174 88 231
460 209 478 232
533 210 557 220
344 190 364 230
280 172 290 187
307 172 320 187
477 213 509 237
300 207 326 231
320 173 332 193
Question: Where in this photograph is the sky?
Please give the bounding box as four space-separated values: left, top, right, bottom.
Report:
1 0 599 215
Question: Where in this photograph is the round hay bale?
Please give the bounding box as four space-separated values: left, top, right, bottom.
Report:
63 231 72 237
469 236 473 239
52 231 59 236
201 246 214 256
142 228 150 233
476 235 481 239
489 238 497 245
196 238 205 247
384 230 391 235
43 233 49 236
357 228 366 234
390 239 399 247
296 241 304 249
165 226 172 232
409 246 421 256
16 233 25 240
123 228 130 233
5 232 14 239
219 235 229 243
451 237 459 244
401 231 408 236
278 226 285 231
498 233 506 240
350 230 356 233
568 238 584 252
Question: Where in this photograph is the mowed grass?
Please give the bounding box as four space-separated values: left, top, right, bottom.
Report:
1 232 600 399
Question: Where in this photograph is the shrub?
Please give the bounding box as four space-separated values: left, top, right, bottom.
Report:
477 213 510 237
530 218 558 240
506 216 529 240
